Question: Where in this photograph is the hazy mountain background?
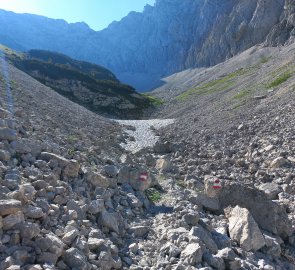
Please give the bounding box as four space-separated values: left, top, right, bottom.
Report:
0 0 294 91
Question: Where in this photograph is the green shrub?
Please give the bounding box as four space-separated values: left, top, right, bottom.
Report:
145 188 162 202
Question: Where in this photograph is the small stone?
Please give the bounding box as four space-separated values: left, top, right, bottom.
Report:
36 237 51 251
28 265 43 270
37 252 58 265
63 160 80 178
189 226 218 254
62 229 79 246
45 233 66 257
85 170 110 188
100 211 120 234
270 157 290 168
19 184 36 202
2 211 24 230
203 251 225 269
13 249 30 265
129 243 139 253
32 180 48 190
181 243 203 265
156 158 173 172
258 183 281 200
130 226 149 237
104 165 118 177
0 150 11 162
0 128 17 141
64 247 88 270
0 199 22 216
25 205 45 219
225 206 265 251
6 266 20 270
216 247 237 261
183 212 200 226
204 175 223 198
87 199 105 214
20 222 41 239
68 209 78 220
88 238 105 250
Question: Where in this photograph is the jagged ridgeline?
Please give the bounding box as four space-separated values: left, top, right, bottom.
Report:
2 46 154 119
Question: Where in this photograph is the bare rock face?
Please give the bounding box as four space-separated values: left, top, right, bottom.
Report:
266 0 295 45
225 206 265 252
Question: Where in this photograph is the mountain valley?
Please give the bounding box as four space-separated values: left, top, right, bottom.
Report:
0 0 294 269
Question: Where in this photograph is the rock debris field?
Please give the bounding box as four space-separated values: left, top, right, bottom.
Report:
0 56 294 270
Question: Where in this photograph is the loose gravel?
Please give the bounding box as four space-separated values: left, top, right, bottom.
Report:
114 119 175 153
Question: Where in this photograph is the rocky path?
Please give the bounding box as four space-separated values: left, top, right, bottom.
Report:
113 114 295 270
114 119 174 153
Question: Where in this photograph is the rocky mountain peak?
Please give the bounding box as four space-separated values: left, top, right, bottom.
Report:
0 0 294 90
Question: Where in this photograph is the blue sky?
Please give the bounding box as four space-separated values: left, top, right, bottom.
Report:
0 0 156 30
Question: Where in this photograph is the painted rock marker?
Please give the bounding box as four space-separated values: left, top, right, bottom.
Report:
139 172 148 182
213 179 222 189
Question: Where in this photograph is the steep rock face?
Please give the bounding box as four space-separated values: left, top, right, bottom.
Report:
0 0 294 90
266 0 295 45
194 0 285 67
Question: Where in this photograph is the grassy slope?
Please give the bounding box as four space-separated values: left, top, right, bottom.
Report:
152 44 295 121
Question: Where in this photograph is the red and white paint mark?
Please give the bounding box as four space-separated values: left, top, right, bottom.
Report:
213 179 222 189
139 172 148 182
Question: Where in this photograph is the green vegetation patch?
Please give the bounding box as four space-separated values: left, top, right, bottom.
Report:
233 90 249 100
142 93 164 106
267 71 292 89
176 68 248 101
145 188 162 202
176 180 186 189
260 56 271 64
233 88 253 100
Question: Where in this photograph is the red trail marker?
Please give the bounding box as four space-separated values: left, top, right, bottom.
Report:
213 179 221 189
139 172 148 182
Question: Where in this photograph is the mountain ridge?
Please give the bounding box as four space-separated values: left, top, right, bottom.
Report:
0 0 294 90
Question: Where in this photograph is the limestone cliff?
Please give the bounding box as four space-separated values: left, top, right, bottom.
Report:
0 0 294 90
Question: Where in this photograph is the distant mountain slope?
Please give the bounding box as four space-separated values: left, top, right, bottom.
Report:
0 0 294 90
1 46 154 119
151 42 295 126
